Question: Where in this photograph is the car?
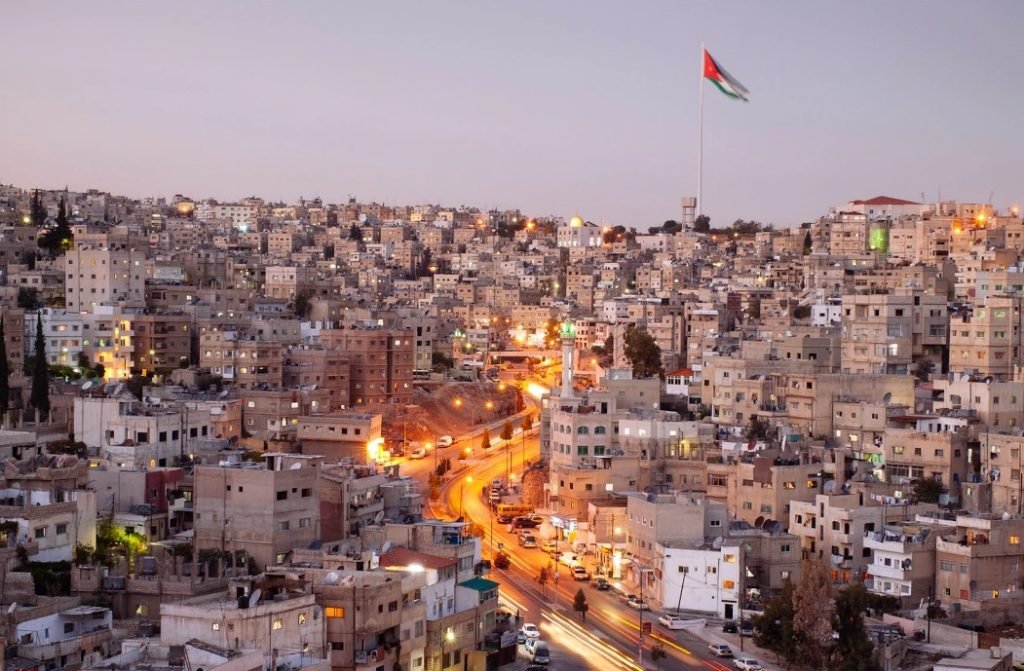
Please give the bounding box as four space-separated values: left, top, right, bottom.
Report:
658 615 689 630
722 621 738 634
734 658 763 671
512 517 540 529
524 637 540 654
740 621 755 637
518 534 537 548
626 596 649 610
492 478 504 489
572 566 590 581
525 666 548 671
437 435 453 447
409 448 426 459
530 641 551 665
617 592 638 603
592 577 610 591
489 490 502 502
709 644 734 658
540 539 557 553
521 623 540 639
497 514 513 524
557 552 580 567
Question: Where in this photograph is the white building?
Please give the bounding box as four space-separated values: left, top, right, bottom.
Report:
556 220 602 248
195 201 258 232
657 544 743 619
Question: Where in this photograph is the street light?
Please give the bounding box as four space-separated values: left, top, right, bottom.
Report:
441 626 455 669
460 476 473 518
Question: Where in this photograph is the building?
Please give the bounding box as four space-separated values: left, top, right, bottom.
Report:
319 327 414 405
64 225 145 313
193 453 322 569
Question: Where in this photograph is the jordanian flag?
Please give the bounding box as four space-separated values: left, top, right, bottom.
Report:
703 49 749 101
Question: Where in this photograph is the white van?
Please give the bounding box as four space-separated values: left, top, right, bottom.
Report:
557 552 580 567
437 435 454 447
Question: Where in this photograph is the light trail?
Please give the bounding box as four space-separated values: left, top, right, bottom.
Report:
541 610 644 671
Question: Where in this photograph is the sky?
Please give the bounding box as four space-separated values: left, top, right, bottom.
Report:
3 1 1022 228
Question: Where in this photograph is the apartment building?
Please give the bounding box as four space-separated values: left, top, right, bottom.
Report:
319 327 414 405
932 377 1024 432
880 419 972 495
298 413 382 462
840 291 947 375
131 311 192 375
284 346 352 410
193 453 322 569
934 514 1024 610
15 603 113 670
199 329 283 388
863 519 938 606
828 212 870 256
64 226 145 312
948 295 1024 379
194 201 257 231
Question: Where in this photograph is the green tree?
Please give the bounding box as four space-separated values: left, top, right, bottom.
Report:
480 427 491 450
30 189 46 227
17 287 39 310
573 588 589 621
293 292 312 319
693 214 711 233
803 230 813 255
623 325 663 379
833 582 882 671
793 559 835 671
0 317 9 423
500 420 514 443
349 223 363 241
753 579 799 666
29 314 50 423
913 477 944 503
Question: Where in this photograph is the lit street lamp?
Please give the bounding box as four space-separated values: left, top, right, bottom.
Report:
459 476 473 518
441 626 455 670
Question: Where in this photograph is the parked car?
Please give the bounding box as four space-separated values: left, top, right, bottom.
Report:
557 552 580 567
592 577 610 591
497 514 514 524
572 566 590 581
437 435 454 447
409 448 427 459
740 621 755 637
525 666 547 671
541 539 558 553
722 621 738 634
709 644 734 658
530 641 551 665
617 592 637 603
512 517 540 529
626 596 649 610
524 638 541 655
734 658 762 671
489 489 502 503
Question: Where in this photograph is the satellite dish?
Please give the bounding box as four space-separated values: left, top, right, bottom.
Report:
289 462 302 470
374 511 385 524
882 392 892 403
113 383 125 396
381 541 392 554
339 574 355 587
712 536 724 550
7 603 16 615
82 381 94 391
248 588 262 608
324 572 340 585
754 516 765 529
960 374 971 383
219 389 229 399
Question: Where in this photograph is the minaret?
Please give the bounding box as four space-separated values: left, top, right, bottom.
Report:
560 320 576 398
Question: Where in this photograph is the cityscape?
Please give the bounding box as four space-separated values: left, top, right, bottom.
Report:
2 4 1024 671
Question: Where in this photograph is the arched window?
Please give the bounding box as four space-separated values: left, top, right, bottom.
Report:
594 426 607 435
577 426 589 435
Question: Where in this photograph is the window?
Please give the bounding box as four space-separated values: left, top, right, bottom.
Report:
298 612 306 624
34 527 46 539
781 544 791 553
272 619 283 631
1011 535 1021 545
325 607 345 618
212 622 220 631
780 570 790 580
277 521 290 531
64 622 75 634
301 488 312 497
277 491 287 500
55 523 68 535
940 560 954 572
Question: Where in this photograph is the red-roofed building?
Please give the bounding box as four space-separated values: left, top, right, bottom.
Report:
838 196 930 220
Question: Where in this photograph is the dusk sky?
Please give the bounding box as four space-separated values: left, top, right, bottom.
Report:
3 1 1021 228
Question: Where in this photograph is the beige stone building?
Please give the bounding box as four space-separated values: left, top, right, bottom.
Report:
948 295 1024 379
194 453 322 569
934 513 1024 610
840 291 947 375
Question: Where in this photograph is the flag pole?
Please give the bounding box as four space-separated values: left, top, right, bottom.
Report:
698 40 705 216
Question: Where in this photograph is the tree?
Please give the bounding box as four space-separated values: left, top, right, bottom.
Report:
17 287 39 310
416 248 433 278
520 414 533 433
349 223 363 241
912 360 933 383
753 578 799 667
623 325 663 379
293 292 312 319
913 477 944 503
792 559 835 671
694 214 711 233
480 427 491 450
803 231 813 255
833 582 882 671
29 314 50 423
0 317 9 423
30 189 46 227
500 420 514 443
573 588 589 621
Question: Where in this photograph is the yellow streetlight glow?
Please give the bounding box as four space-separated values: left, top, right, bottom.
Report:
454 398 463 408
445 627 455 643
485 401 494 410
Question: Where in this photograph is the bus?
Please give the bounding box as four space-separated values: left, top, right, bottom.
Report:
495 503 533 520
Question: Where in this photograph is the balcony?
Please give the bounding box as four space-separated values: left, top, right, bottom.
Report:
867 562 911 581
936 536 1004 558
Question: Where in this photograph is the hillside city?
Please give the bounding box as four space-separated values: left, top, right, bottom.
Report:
1 185 1023 671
